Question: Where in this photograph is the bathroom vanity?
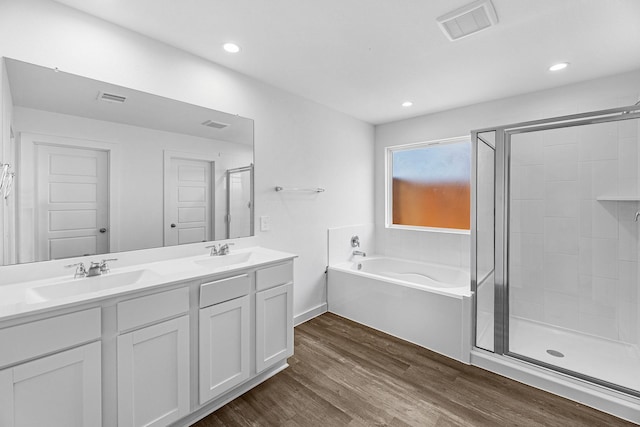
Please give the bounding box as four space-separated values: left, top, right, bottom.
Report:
0 246 295 427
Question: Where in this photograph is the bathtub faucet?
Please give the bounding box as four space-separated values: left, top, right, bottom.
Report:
352 250 366 257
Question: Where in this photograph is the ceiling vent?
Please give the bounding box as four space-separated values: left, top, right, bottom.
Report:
201 119 229 129
97 91 126 104
437 0 498 41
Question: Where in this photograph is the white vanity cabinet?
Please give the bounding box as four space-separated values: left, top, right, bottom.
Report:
116 287 190 427
199 274 251 404
0 309 102 427
0 247 296 427
255 262 294 373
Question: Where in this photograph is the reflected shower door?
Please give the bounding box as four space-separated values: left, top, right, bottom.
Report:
226 165 254 239
507 116 640 395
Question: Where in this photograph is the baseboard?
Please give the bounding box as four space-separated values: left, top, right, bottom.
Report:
471 349 640 424
294 302 327 326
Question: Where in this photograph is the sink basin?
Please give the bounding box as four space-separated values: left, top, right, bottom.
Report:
25 269 159 303
194 252 252 269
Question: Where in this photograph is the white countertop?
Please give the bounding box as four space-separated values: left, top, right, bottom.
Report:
0 246 296 322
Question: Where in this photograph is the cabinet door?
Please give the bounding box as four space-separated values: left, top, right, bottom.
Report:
199 295 250 404
0 341 101 427
256 282 293 373
117 315 190 427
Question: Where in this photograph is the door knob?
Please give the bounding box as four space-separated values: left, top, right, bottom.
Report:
99 228 107 233
170 223 176 228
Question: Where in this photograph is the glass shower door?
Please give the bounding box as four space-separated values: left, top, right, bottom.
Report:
507 116 640 395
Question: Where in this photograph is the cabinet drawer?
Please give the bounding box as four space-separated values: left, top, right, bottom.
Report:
0 308 101 368
200 274 250 308
256 262 293 291
117 287 189 332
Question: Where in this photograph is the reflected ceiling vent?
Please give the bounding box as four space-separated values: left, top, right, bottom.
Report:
437 0 498 41
97 91 126 104
201 119 229 129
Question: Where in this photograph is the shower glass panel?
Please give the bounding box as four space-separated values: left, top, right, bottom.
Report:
473 131 496 352
472 104 640 397
508 116 640 394
226 165 254 239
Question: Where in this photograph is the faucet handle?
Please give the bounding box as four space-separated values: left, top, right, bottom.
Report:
219 242 234 255
65 262 87 278
205 244 219 256
100 258 118 273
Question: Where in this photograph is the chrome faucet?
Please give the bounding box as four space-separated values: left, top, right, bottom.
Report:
352 250 366 257
206 243 234 256
85 258 118 277
65 262 87 279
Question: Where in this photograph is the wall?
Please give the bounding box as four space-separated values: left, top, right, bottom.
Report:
376 69 640 346
0 0 375 320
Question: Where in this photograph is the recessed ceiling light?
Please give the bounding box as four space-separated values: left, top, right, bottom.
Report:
402 101 413 107
549 62 569 71
223 43 241 53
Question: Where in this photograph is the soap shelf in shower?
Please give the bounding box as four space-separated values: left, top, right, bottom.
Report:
596 195 640 201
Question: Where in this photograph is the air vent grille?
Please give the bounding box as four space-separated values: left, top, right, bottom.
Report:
97 91 126 103
437 0 498 41
201 120 229 129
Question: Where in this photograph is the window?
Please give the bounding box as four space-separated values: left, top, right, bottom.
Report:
386 136 470 232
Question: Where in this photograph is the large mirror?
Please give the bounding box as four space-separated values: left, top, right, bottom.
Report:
0 58 254 266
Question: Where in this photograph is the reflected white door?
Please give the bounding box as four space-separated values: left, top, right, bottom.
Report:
35 144 109 261
165 158 212 246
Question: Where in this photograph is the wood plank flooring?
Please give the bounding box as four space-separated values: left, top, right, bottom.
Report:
192 313 637 426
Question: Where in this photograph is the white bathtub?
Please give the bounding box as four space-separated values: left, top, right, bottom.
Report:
328 256 473 362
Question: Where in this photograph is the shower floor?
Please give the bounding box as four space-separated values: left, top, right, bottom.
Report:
509 316 640 394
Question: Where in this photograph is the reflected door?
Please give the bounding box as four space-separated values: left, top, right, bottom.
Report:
35 144 109 261
165 158 213 246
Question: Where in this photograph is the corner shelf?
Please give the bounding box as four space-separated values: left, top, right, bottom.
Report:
596 195 640 201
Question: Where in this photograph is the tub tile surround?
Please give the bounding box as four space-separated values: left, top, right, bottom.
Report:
509 116 640 345
375 227 471 269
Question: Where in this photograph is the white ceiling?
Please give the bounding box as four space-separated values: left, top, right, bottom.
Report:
52 0 640 125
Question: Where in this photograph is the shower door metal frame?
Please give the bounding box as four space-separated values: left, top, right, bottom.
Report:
471 104 640 396
226 164 255 239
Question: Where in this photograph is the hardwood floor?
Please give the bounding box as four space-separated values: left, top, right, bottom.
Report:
192 313 636 427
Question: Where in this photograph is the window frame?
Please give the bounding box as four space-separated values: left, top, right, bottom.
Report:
385 135 471 235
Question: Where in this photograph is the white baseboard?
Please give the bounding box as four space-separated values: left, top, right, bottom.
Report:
294 302 327 326
471 349 640 424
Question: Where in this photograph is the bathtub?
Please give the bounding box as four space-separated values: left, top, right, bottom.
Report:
328 256 473 362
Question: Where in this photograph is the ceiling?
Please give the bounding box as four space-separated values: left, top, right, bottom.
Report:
52 0 640 125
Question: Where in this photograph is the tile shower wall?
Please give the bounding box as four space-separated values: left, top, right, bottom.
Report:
510 118 639 344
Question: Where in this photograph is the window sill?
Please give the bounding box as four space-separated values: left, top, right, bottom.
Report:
386 224 470 235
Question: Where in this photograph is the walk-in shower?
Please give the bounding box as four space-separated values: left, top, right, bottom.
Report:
471 104 640 404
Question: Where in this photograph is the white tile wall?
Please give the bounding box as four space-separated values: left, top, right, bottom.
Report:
375 227 470 268
510 119 639 344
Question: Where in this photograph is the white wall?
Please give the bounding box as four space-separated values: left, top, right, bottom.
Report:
0 0 375 319
375 70 640 268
